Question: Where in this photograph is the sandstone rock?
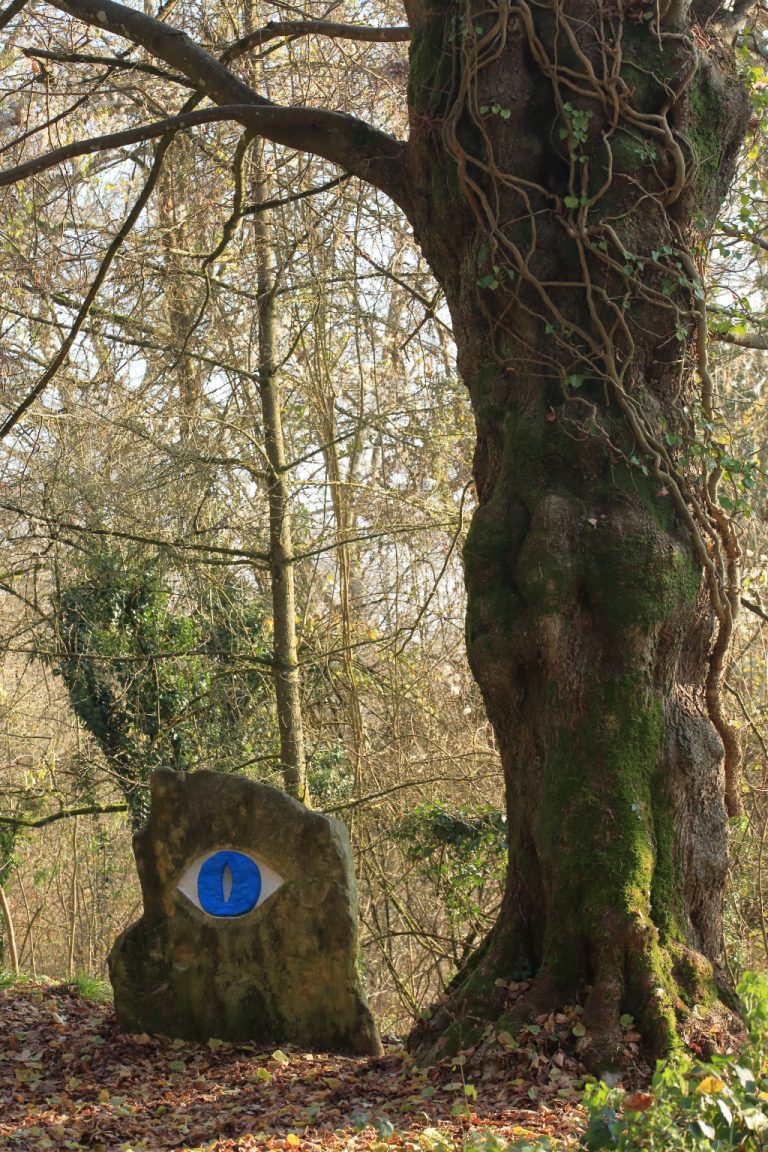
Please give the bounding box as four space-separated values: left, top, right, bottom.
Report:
108 768 382 1055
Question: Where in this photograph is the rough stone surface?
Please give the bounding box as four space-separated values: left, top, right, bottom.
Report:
108 768 382 1055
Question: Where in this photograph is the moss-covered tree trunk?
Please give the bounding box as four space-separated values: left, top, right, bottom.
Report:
403 0 750 1064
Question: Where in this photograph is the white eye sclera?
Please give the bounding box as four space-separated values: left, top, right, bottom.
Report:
177 849 284 918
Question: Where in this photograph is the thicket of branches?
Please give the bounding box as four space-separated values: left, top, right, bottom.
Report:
1 0 768 1031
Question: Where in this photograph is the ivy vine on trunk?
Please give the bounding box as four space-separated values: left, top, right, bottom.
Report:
403 0 750 1066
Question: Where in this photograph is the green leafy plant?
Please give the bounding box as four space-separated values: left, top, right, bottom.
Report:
677 410 762 516
71 970 113 1002
475 243 516 290
581 971 768 1151
0 967 20 990
308 743 353 806
559 102 593 154
53 546 275 824
479 103 513 120
391 801 508 991
392 803 506 941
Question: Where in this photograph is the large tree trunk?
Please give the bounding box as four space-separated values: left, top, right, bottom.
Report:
404 0 750 1064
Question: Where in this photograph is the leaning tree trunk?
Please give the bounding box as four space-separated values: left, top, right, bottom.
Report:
403 0 751 1065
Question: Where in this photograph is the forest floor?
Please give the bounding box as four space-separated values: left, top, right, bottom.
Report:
0 979 650 1152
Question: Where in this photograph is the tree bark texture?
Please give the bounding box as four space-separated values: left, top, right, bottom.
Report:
403 0 750 1063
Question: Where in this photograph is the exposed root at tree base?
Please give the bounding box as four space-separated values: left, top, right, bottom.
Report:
408 950 746 1075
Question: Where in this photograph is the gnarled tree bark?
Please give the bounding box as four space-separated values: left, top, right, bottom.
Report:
402 0 750 1064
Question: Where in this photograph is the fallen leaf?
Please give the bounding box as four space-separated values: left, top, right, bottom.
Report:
623 1091 654 1112
696 1075 725 1094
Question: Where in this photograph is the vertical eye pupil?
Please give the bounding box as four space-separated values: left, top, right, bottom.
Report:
197 850 262 917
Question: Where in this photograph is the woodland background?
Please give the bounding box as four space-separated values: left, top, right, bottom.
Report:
1 0 768 1040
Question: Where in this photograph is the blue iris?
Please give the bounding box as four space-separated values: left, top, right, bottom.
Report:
197 850 262 917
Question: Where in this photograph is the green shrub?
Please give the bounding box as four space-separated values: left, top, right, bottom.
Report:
53 548 275 826
581 970 768 1151
392 802 506 937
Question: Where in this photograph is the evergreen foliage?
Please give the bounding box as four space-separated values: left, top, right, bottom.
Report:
53 546 275 824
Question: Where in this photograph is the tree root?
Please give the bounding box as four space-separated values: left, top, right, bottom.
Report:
407 918 731 1072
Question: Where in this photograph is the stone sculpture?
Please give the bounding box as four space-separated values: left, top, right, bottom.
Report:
108 767 382 1055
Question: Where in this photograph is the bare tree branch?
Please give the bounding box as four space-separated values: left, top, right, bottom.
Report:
718 222 768 254
352 241 452 335
47 0 409 208
0 804 128 828
0 501 271 564
242 173 351 215
322 774 475 815
0 81 114 160
0 0 27 32
718 0 763 30
223 19 410 64
713 330 768 350
0 3 409 432
22 45 196 87
0 106 260 185
0 128 175 439
742 597 768 623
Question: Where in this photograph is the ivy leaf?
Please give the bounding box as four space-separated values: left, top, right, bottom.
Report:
731 1064 757 1091
349 1108 372 1130
742 1107 768 1131
374 1115 395 1138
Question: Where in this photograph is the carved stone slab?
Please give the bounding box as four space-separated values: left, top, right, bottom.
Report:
108 768 382 1055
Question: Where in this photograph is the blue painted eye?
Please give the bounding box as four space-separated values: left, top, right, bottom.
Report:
198 850 261 916
177 849 283 918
